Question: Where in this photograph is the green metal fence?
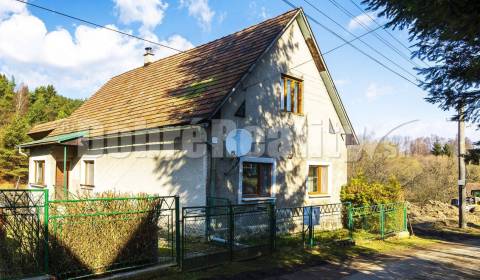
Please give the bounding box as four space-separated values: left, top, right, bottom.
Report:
0 189 48 280
181 202 274 270
349 202 407 240
276 203 351 247
47 195 178 279
0 189 179 280
0 188 408 278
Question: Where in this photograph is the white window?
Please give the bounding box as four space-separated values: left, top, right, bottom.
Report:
34 160 45 185
307 165 329 195
242 162 272 198
238 157 276 202
84 160 94 186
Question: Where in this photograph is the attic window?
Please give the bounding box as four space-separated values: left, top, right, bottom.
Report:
280 75 302 114
235 101 246 118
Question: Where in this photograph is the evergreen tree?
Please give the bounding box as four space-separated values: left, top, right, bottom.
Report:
431 141 443 156
442 143 453 157
0 75 84 184
362 0 480 122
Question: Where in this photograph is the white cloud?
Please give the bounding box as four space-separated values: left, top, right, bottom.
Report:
217 11 227 24
156 34 194 58
365 82 393 101
259 7 269 20
248 1 269 20
347 12 376 31
0 0 26 20
0 1 193 98
180 0 215 31
113 0 168 35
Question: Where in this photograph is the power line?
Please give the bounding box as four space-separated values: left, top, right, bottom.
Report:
15 0 420 88
13 0 183 53
347 0 430 68
322 25 383 55
281 0 419 87
327 0 422 69
302 0 417 80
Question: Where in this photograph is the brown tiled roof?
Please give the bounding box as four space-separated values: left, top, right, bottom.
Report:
28 119 64 134
33 9 300 137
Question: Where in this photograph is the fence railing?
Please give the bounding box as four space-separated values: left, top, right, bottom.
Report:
0 189 48 280
47 195 178 279
276 203 351 247
0 189 178 280
0 188 408 278
349 202 407 239
181 202 274 270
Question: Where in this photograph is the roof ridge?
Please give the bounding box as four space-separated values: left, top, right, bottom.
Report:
108 8 301 80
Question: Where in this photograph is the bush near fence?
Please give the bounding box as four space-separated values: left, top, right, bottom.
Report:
48 195 176 278
0 190 178 280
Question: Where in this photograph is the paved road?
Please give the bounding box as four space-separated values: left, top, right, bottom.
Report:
266 239 480 280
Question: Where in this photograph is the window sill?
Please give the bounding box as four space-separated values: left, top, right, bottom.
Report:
242 197 276 202
29 183 46 188
280 111 304 116
308 193 331 198
80 184 95 190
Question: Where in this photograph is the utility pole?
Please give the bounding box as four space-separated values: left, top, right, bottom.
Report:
458 106 467 229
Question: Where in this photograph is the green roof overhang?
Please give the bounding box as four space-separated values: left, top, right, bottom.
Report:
19 131 88 148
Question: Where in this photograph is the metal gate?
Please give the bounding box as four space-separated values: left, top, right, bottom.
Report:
0 189 48 279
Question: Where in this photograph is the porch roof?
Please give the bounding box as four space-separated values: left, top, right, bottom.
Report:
19 131 88 148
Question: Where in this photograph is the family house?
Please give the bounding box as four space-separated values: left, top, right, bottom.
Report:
20 8 357 207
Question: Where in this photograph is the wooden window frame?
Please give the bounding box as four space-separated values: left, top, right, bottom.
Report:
307 165 328 196
34 160 45 186
238 157 276 203
241 162 273 198
281 74 303 114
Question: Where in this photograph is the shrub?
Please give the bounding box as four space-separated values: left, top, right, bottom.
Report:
341 174 403 207
47 193 174 278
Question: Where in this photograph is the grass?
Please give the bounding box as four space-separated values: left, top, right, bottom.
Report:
129 234 438 280
0 181 27 189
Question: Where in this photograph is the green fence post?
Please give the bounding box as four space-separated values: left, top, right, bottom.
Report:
229 204 234 261
308 206 313 247
403 202 408 232
302 206 305 246
269 202 276 252
347 203 353 240
43 188 49 275
175 196 181 267
63 145 67 199
379 204 385 239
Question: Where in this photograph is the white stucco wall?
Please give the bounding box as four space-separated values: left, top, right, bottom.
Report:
213 17 349 207
28 128 208 206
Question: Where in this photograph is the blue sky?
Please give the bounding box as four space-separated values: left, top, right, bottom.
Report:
0 0 478 140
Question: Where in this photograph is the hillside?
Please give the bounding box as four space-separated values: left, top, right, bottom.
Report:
0 74 84 185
